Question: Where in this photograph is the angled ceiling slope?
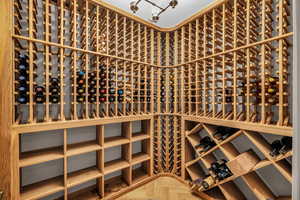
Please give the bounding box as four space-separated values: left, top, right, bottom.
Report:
101 0 217 29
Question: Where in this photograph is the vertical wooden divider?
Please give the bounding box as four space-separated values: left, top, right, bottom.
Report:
45 0 50 122
114 60 118 116
203 15 207 116
233 0 238 120
105 57 109 116
96 125 104 197
166 33 170 113
123 122 132 185
181 27 185 114
260 0 266 123
212 9 216 117
59 0 65 120
28 0 34 123
71 0 77 120
150 30 154 114
95 6 100 118
277 0 284 125
174 67 178 114
222 4 226 119
63 129 68 199
245 0 251 122
195 19 199 116
84 0 89 119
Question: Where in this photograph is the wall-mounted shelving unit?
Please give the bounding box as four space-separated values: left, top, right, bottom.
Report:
0 0 294 199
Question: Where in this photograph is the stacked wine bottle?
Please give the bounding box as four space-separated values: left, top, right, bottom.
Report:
88 72 97 103
76 71 86 103
16 54 29 104
50 77 60 104
99 64 107 103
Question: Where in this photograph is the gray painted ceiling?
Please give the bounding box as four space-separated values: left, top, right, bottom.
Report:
102 0 217 28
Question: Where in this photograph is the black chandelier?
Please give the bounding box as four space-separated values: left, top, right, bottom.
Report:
130 0 178 23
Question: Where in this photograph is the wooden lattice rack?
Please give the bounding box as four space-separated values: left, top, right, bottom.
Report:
0 0 294 199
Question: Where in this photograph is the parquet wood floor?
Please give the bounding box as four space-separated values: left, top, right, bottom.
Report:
116 177 202 200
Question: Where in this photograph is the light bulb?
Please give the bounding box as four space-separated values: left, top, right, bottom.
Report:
130 1 139 13
169 0 178 8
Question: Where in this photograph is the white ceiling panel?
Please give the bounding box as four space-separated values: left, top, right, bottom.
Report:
102 0 217 28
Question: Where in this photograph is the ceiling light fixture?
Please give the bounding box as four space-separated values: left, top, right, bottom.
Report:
129 0 178 23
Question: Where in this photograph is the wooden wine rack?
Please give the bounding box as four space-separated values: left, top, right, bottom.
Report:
0 0 294 199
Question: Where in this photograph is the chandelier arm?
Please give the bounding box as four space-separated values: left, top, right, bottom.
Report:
144 0 164 10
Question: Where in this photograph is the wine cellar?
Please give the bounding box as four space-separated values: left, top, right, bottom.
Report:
0 0 296 199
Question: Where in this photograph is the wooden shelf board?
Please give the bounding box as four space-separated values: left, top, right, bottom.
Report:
67 167 102 188
132 152 150 165
104 136 130 148
132 168 150 184
104 159 130 174
104 175 129 197
132 132 150 142
67 141 101 157
186 164 204 182
20 147 64 168
21 177 64 200
183 116 293 136
186 134 201 147
273 151 292 162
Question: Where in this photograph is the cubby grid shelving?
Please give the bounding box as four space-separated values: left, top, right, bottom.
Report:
1 0 293 199
18 119 152 200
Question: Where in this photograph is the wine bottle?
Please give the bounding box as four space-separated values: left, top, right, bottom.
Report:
99 79 106 86
35 86 45 104
279 136 292 154
109 96 115 102
88 96 96 103
195 136 216 153
118 96 124 102
109 88 115 94
89 78 97 86
89 87 96 94
18 73 28 82
77 95 85 103
99 96 106 102
99 88 106 94
50 94 59 104
269 140 282 157
99 73 106 78
77 86 85 94
201 176 215 190
17 63 28 72
117 89 124 95
35 94 45 104
17 83 28 93
17 94 28 104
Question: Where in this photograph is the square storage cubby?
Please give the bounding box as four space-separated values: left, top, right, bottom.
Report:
185 161 208 182
256 164 291 197
68 179 102 200
67 126 101 157
132 160 151 184
104 144 130 175
67 151 102 188
132 120 151 142
104 122 130 149
20 130 64 168
132 140 151 165
20 159 64 200
104 168 130 197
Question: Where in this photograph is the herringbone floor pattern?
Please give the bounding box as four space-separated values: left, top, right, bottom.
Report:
117 177 202 200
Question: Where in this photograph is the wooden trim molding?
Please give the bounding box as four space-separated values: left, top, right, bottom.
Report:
0 0 13 199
